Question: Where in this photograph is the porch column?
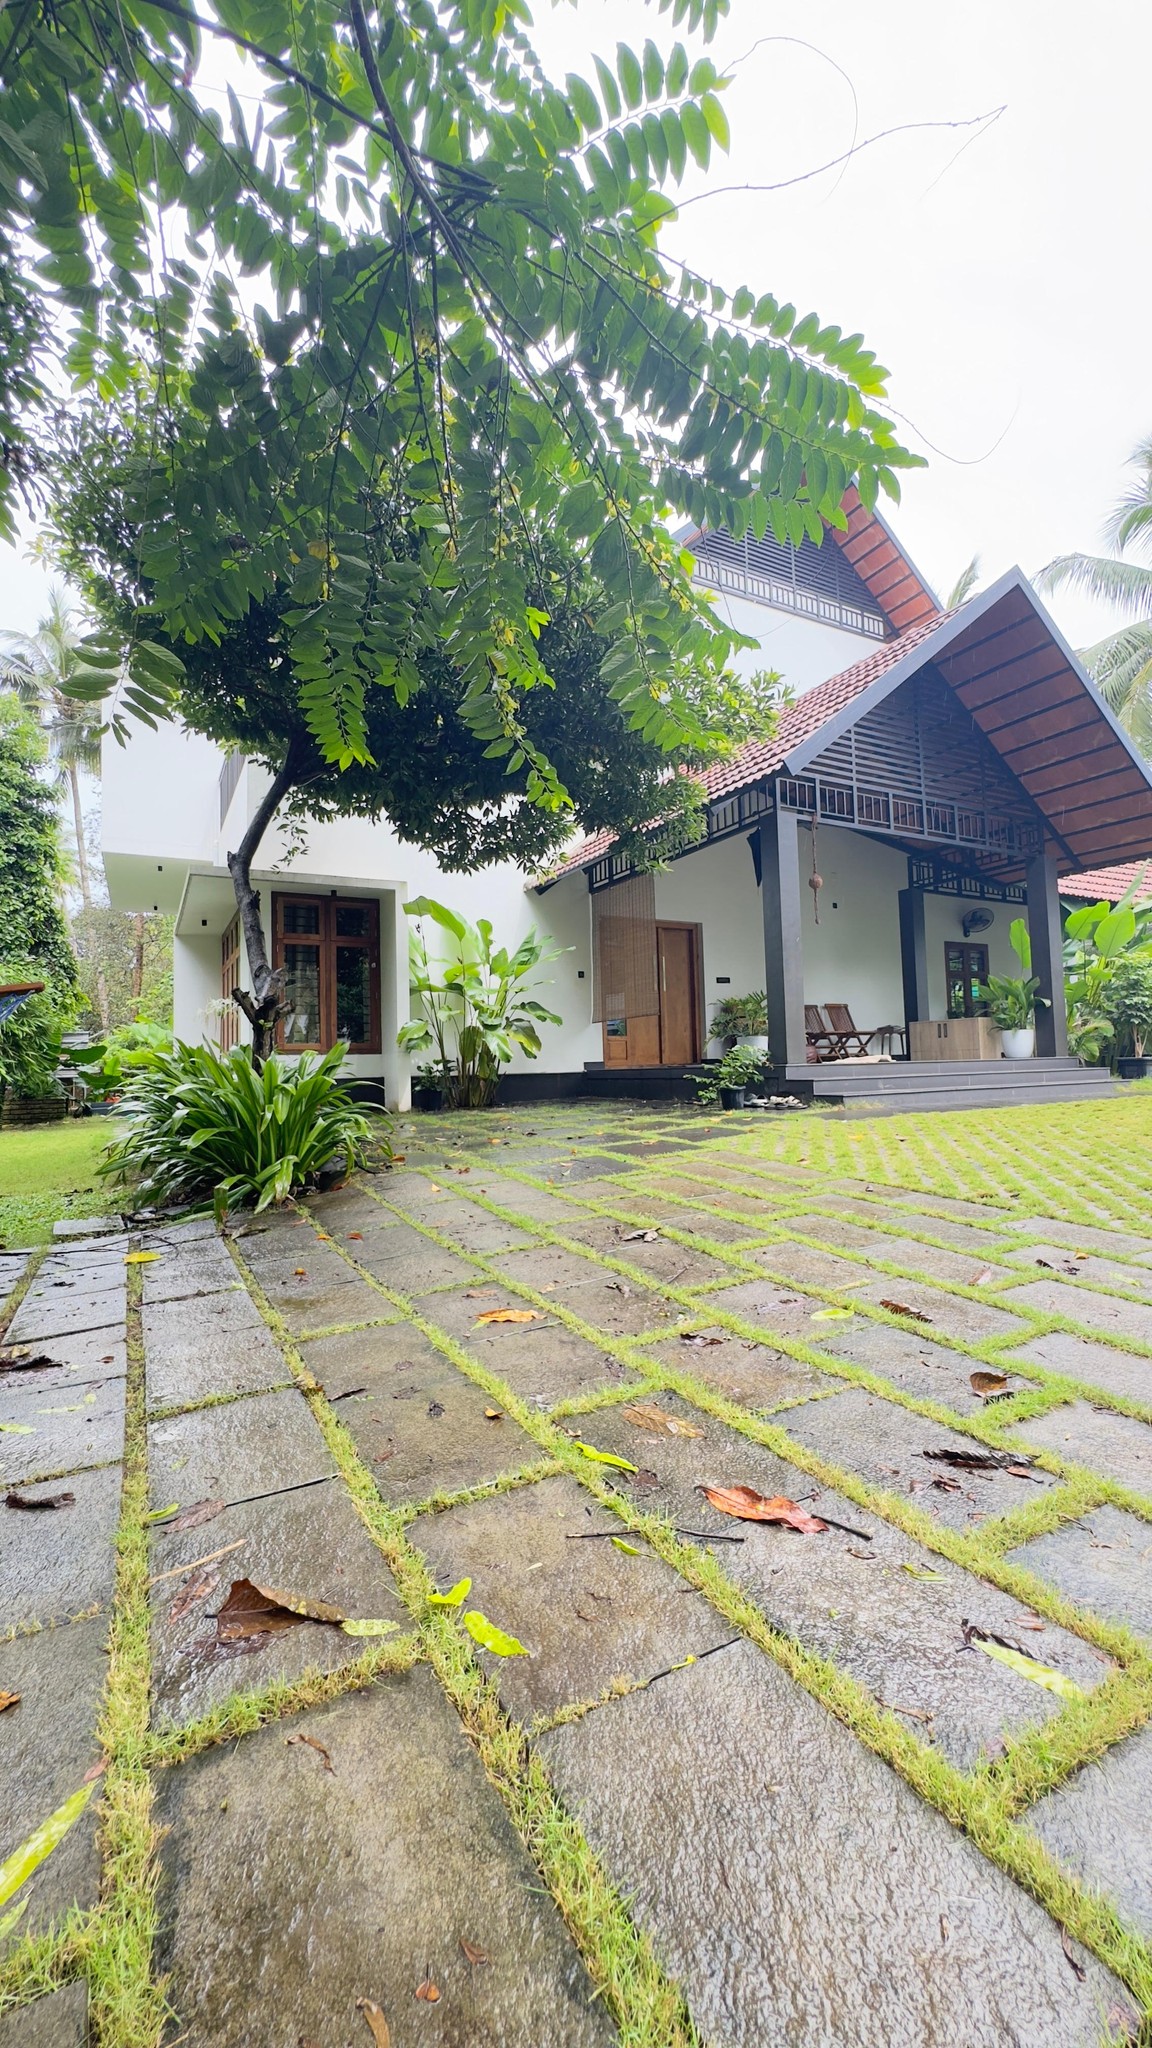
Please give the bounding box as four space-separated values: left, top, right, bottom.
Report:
1026 852 1068 1057
758 809 806 1068
898 887 929 1038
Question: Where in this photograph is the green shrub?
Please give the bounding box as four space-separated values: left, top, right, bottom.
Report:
0 958 76 1100
100 1041 379 1220
398 897 563 1109
70 1019 172 1098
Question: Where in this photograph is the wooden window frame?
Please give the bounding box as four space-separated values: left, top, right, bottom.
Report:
272 893 381 1054
944 941 989 1020
219 915 241 1052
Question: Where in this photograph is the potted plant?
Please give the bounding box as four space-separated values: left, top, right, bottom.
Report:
411 1061 448 1111
710 990 769 1053
1105 958 1152 1078
977 919 1046 1058
398 898 565 1109
692 1043 768 1110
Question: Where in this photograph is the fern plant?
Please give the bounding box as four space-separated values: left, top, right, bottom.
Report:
100 1042 378 1220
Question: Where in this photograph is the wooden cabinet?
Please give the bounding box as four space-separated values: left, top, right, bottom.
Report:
909 1017 1002 1061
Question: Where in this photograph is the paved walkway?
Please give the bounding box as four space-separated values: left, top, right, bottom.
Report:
3 1099 1152 2044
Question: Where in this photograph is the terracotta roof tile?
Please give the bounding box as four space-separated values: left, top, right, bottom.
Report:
1061 862 1152 902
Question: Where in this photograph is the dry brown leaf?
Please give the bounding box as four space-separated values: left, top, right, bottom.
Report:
5 1487 75 1510
700 1484 828 1534
679 1332 723 1348
356 1996 391 2045
215 1578 347 1641
0 1690 21 1712
483 1407 503 1421
415 1974 441 2004
293 1268 308 1277
620 1228 659 1242
459 1938 489 1969
286 1731 334 1773
970 1370 1009 1398
620 1402 704 1439
880 1299 933 1323
970 1269 994 1286
168 1569 219 1624
475 1308 540 1325
347 1232 364 1241
1060 1927 1087 1982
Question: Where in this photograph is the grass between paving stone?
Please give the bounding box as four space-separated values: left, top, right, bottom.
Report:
303 1170 1152 2021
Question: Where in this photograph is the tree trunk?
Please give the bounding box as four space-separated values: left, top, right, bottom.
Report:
68 764 92 911
225 745 304 1065
131 912 145 1002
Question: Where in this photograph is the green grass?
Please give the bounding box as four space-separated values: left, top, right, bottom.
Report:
0 1119 111 1247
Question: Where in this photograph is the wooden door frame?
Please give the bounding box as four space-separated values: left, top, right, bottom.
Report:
656 920 704 1065
944 940 989 1020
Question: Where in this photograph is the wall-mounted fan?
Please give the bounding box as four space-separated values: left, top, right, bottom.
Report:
961 908 995 938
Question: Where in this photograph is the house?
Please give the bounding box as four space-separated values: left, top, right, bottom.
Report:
101 492 1152 1112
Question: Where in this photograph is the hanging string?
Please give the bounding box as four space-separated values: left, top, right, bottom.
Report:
808 817 824 925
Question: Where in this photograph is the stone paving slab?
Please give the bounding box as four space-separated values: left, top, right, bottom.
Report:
149 1478 406 1725
540 1637 1128 2048
801 1315 1013 1416
148 1388 333 1509
1011 1402 1152 1500
5 1280 126 1345
997 1217 1152 1257
26 1258 125 1298
542 1216 740 1290
0 1620 107 1954
812 1199 1012 1252
1008 1506 1152 1640
334 1221 486 1298
703 1276 868 1344
478 1243 682 1324
570 1393 1105 1768
1012 1331 1152 1409
52 1217 122 1240
141 1243 244 1304
609 1201 770 1245
1 1462 122 1631
328 1331 540 1506
644 1327 831 1411
153 1672 617 2048
374 1194 540 1256
1028 1723 1152 1943
1008 1245 1152 1300
777 1387 1055 1531
411 1473 732 1721
0 1333 126 1398
1008 1277 1152 1346
411 1288 637 1409
0 1982 89 2045
0 1250 29 1290
444 1174 588 1222
779 1215 1016 1290
1 1373 125 1486
757 1248 1031 1344
241 1254 397 1337
644 1174 791 1220
144 1303 291 1415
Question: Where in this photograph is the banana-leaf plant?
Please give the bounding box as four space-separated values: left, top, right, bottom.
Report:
1063 865 1152 1059
977 918 1046 1029
398 898 564 1109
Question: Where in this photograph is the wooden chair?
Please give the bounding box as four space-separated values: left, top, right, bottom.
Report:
823 1003 874 1056
805 1004 845 1061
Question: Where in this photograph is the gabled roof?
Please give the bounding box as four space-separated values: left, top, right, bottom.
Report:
542 570 1152 886
833 485 940 634
1061 863 1152 903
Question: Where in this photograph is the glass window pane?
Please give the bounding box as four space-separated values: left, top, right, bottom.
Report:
283 945 321 1043
282 901 320 935
335 903 371 938
336 945 372 1043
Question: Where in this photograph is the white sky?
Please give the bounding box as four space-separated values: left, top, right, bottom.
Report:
3 0 1149 664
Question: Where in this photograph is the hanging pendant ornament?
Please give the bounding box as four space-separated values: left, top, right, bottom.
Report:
809 819 824 926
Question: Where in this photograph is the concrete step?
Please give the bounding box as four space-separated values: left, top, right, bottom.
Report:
833 1082 1118 1115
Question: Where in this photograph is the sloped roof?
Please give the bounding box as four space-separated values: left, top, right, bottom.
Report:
833 486 940 634
541 571 1152 887
1061 863 1152 903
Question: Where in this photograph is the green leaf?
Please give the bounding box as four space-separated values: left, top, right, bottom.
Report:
426 1576 471 1608
971 1638 1086 1701
611 1537 642 1555
810 1308 853 1321
573 1441 637 1471
681 101 711 169
340 1617 400 1637
901 1564 944 1581
462 1610 529 1657
0 1421 34 1435
0 1781 96 1912
700 93 730 150
617 43 643 111
566 74 600 134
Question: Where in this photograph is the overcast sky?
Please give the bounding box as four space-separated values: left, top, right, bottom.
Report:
3 0 1148 664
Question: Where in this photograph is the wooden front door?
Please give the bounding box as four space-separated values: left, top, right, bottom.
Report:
658 924 699 1064
944 942 989 1019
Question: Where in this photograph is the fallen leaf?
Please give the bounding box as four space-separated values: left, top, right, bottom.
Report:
215 1578 346 1641
475 1308 540 1325
462 1609 529 1656
427 1577 471 1608
923 1447 1036 1474
168 1569 219 1623
0 1350 60 1374
0 1691 20 1713
123 1250 161 1264
810 1307 853 1321
0 1421 34 1435
679 1333 723 1347
465 1289 495 1298
5 1488 74 1511
459 1937 489 1969
0 1781 96 1913
611 1537 642 1555
1060 1928 1086 1982
880 1299 933 1323
427 1400 444 1418
620 1228 659 1242
347 1232 364 1241
620 1402 704 1439
930 1475 963 1493
340 1619 400 1637
329 1386 368 1403
356 1996 391 2045
1036 1258 1056 1270
416 1974 441 2004
143 1502 180 1523
572 1441 637 1472
901 1563 945 1581
970 1370 1009 1398
483 1407 503 1421
700 1484 828 1534
963 1622 1086 1699
293 1267 308 1277
286 1732 334 1773
970 1269 994 1286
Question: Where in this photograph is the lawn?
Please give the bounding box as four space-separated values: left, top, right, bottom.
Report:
0 1115 112 1246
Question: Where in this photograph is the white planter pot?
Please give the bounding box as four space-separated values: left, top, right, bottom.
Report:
734 1034 769 1054
1001 1027 1035 1060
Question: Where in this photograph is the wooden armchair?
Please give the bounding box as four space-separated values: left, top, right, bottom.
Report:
805 1004 845 1061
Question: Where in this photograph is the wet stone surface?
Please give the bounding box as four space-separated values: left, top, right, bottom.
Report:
149 1478 406 1726
334 1221 486 1298
140 1242 244 1304
153 1671 617 2048
377 1194 540 1256
26 1256 126 1298
0 1983 89 2046
1011 1400 1152 1500
1009 1244 1152 1300
1 1462 122 1631
570 1394 1105 1768
417 1261 681 1341
147 1388 334 1509
322 1326 540 1505
0 1620 107 1952
1013 1330 1152 1410
702 1278 864 1345
644 1328 830 1412
0 1371 125 1486
1008 1506 1152 1640
780 1216 1015 1290
1028 1723 1152 1942
542 1216 741 1290
0 1332 126 1399
803 1315 1008 1416
1008 1277 1152 1345
5 1279 126 1345
241 1249 398 1336
411 1473 731 1721
144 1302 291 1414
540 1637 1127 2048
776 1387 1054 1531
411 1286 638 1407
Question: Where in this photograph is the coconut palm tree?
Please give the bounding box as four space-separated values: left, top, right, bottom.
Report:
0 586 102 909
945 554 982 610
1037 437 1152 755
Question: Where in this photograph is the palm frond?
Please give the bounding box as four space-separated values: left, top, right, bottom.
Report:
945 554 981 610
1036 552 1152 618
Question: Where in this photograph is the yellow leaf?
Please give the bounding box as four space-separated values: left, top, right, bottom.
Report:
0 1781 96 1911
356 1996 391 2046
123 1251 161 1264
621 1402 703 1439
972 1638 1086 1700
901 1564 944 1581
0 1421 34 1435
811 1308 853 1321
427 1577 471 1608
475 1308 540 1325
462 1610 528 1657
340 1618 400 1638
573 1441 637 1472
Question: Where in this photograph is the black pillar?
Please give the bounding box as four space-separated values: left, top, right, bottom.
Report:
1026 852 1068 1057
759 809 806 1068
898 887 929 1045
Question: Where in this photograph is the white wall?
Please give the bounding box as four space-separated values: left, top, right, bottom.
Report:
172 934 221 1049
694 585 877 696
103 718 221 863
